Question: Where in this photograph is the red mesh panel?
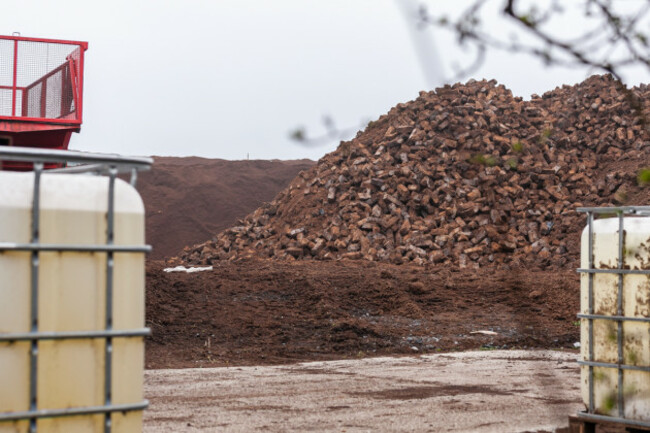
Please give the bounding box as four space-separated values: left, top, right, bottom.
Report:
0 37 85 123
0 39 15 117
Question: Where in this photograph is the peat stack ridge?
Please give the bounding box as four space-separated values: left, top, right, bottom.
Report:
178 75 650 270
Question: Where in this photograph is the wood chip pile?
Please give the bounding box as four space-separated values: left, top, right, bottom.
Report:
178 75 650 269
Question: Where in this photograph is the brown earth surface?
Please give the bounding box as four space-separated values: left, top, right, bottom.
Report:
143 75 649 373
140 75 649 432
145 258 580 370
137 157 314 259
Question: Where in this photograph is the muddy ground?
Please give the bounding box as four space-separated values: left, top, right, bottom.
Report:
146 259 580 370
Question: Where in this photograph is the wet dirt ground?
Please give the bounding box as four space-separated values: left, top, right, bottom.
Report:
144 350 584 433
146 259 580 369
144 258 586 431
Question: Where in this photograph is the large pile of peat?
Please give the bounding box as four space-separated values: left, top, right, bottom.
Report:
137 157 314 259
177 75 650 270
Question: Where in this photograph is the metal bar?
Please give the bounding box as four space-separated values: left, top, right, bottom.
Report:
22 86 27 117
587 211 595 414
67 57 78 119
130 168 138 187
0 328 150 342
577 206 650 214
0 243 151 253
60 64 66 119
577 268 650 275
578 313 650 323
39 76 47 119
0 35 88 49
60 60 70 118
578 360 650 373
12 40 18 117
0 115 82 125
617 212 624 417
77 44 85 123
0 147 152 168
0 85 26 90
576 411 650 429
29 163 43 433
104 168 117 433
0 401 148 422
47 162 149 176
46 163 105 174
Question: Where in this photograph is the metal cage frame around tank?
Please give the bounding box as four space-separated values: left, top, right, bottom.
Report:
576 206 650 430
0 146 152 433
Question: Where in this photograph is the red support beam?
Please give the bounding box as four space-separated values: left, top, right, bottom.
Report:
11 40 18 117
76 47 84 123
67 58 78 118
40 78 47 119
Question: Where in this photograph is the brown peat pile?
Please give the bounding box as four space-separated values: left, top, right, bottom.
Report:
177 75 650 270
137 157 314 259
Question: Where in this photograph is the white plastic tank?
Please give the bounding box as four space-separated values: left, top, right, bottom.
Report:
580 216 650 421
0 171 146 432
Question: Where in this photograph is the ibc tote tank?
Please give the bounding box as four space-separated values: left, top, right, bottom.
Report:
580 211 650 424
0 169 148 432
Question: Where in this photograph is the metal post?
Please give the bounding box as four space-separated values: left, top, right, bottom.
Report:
129 167 138 187
29 163 43 433
12 39 18 117
104 167 117 433
617 211 624 417
587 211 594 414
77 42 85 123
39 79 47 119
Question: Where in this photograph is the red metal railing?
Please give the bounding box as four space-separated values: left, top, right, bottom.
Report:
0 35 87 126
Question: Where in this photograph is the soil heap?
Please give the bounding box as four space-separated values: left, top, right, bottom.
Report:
137 157 314 259
178 75 650 270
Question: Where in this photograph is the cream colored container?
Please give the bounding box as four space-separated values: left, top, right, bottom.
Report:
0 171 146 433
580 217 650 421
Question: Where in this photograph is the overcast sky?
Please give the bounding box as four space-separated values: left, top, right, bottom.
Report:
1 1 648 161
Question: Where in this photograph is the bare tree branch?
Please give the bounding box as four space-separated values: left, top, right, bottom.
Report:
291 0 650 146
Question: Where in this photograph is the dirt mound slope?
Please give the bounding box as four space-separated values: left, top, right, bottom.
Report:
177 75 650 270
137 157 314 259
146 259 578 369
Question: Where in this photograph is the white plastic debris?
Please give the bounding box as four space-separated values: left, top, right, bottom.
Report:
163 266 213 273
573 342 581 348
470 330 498 336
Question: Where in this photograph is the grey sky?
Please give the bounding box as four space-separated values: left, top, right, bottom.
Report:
1 1 648 161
